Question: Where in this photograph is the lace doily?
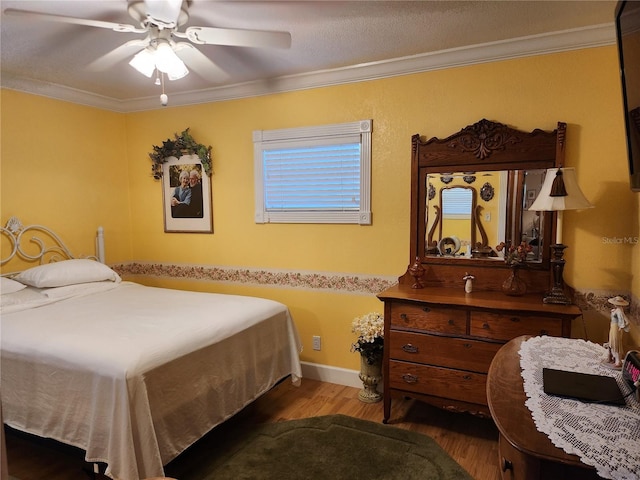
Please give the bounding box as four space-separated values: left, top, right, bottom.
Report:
519 336 640 480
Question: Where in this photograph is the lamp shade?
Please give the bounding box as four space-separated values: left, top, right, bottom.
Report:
528 167 593 212
155 42 189 80
129 48 156 78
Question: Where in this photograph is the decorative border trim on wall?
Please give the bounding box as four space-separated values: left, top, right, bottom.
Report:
110 262 640 323
575 289 639 326
112 262 398 295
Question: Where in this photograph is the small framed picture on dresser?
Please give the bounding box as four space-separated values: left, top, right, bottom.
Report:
161 155 213 233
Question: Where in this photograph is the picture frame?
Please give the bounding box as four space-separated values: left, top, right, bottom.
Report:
162 155 213 233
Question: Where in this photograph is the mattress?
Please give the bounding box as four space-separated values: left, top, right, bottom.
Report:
1 281 302 479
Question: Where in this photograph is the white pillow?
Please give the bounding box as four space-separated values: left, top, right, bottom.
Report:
14 259 121 288
1 276 27 294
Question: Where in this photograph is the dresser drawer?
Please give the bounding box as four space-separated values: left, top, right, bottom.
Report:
389 331 501 373
390 303 467 335
388 360 487 405
470 312 562 341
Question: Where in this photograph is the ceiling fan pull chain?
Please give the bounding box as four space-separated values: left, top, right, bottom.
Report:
160 72 168 107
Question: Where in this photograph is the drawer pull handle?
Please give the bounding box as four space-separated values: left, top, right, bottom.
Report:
510 317 521 323
448 319 455 326
540 329 548 335
501 458 513 472
400 313 408 321
482 323 490 329
422 306 431 313
402 373 418 384
462 374 472 381
463 343 472 349
402 344 419 354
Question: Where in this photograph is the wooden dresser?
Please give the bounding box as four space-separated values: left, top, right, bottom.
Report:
382 119 584 422
378 284 581 421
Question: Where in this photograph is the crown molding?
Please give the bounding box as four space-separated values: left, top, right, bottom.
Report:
0 74 132 112
1 22 616 113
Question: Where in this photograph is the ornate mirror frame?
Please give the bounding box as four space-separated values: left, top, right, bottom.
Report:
403 119 566 292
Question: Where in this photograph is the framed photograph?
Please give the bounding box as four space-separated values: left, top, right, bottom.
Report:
162 154 213 233
527 189 536 200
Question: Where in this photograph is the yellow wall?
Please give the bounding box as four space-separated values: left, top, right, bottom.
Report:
0 92 133 263
2 44 639 370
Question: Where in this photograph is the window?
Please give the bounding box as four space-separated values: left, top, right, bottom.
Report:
254 120 372 224
441 188 473 219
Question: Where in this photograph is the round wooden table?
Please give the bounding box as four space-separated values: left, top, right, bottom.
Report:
487 335 601 480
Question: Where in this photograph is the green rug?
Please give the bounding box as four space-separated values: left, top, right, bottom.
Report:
166 414 472 480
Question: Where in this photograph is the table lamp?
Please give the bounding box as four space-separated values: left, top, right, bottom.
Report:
528 167 593 304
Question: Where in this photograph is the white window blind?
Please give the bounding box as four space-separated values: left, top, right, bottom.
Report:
442 188 473 219
254 120 372 224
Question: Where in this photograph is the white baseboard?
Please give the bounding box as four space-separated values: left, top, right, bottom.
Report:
300 361 362 388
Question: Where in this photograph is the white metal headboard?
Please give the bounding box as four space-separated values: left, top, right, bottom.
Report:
1 216 105 266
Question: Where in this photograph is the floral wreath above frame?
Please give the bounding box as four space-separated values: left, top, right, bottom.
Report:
149 128 212 179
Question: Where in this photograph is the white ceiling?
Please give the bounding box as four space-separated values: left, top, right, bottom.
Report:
0 1 618 112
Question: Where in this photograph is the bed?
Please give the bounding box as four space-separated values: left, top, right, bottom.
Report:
0 217 303 480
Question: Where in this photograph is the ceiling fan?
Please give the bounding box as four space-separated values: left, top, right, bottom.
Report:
3 0 292 86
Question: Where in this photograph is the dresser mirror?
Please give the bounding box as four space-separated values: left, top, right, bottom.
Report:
425 168 548 263
408 119 566 276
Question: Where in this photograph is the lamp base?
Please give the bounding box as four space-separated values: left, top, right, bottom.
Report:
543 243 572 305
543 285 571 305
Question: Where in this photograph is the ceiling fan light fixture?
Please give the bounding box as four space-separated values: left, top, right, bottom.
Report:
166 65 189 81
155 42 189 80
5 4 294 92
129 48 156 78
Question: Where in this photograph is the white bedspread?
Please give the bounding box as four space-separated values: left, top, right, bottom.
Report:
1 281 302 480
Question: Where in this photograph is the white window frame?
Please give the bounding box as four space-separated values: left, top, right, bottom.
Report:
254 119 372 224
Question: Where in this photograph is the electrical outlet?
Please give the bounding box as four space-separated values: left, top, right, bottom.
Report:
312 335 321 351
485 212 491 222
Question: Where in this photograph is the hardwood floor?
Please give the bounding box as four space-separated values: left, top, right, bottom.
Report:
4 378 500 480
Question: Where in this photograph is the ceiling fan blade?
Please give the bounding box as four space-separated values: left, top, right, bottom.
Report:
2 8 146 33
143 0 184 27
86 39 150 72
185 26 291 49
174 43 230 82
